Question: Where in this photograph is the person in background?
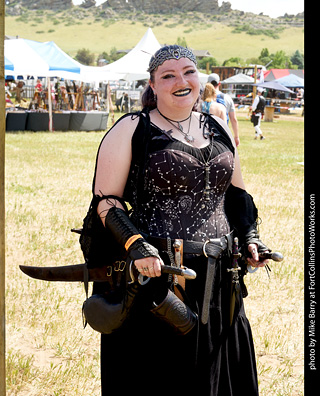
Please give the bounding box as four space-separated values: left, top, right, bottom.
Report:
201 82 227 123
34 79 43 106
251 87 266 140
208 73 240 146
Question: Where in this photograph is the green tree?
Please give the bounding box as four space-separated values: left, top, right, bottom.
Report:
75 48 95 65
197 56 218 71
260 48 270 58
291 50 304 69
97 47 126 65
258 48 273 67
271 50 293 69
222 57 245 67
108 47 124 62
176 36 188 47
97 51 109 65
246 57 260 65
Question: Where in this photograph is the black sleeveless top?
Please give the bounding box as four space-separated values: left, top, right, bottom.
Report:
123 111 235 242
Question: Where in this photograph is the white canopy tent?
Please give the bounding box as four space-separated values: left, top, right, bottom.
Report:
221 73 255 84
99 27 161 81
99 27 209 84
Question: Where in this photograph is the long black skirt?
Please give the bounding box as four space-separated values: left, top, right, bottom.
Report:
98 254 259 396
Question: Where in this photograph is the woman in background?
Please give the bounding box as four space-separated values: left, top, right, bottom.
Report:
201 82 227 123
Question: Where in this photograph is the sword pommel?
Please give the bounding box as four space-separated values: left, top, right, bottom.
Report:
259 251 284 262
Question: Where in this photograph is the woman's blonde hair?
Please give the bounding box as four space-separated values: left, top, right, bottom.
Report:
202 83 216 101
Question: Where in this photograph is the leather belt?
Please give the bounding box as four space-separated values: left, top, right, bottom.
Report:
148 232 234 325
148 232 233 258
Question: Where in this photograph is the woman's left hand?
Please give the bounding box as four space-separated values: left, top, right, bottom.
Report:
246 243 269 268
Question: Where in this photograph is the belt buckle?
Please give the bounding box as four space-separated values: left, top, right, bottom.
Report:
203 237 225 258
203 240 210 258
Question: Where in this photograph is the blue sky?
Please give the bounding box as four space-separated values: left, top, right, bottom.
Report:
72 0 304 18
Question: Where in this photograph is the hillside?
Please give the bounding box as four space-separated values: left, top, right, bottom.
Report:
5 3 304 65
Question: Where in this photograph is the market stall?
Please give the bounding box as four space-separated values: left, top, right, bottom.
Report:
4 38 121 131
254 80 297 121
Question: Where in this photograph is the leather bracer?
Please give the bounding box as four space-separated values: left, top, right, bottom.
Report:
224 184 270 256
105 207 160 262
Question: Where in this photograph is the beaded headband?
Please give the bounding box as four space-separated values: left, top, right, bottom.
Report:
147 45 197 73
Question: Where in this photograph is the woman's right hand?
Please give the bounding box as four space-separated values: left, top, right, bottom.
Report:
134 256 163 278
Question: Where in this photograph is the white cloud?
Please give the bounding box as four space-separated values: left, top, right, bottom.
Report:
220 0 304 18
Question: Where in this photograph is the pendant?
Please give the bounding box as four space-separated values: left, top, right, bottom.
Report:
177 123 184 132
203 190 211 201
203 165 211 201
185 134 195 143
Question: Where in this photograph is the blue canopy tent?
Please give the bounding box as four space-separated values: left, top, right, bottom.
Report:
24 39 81 74
274 74 304 88
4 56 14 72
5 38 82 78
4 38 122 81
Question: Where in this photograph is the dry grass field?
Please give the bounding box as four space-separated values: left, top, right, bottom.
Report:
4 109 304 395
5 13 304 65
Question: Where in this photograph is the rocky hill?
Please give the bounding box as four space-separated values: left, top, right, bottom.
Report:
6 0 230 13
6 0 304 20
98 0 231 14
12 0 73 11
5 0 304 27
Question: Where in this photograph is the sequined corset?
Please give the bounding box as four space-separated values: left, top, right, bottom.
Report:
127 120 235 242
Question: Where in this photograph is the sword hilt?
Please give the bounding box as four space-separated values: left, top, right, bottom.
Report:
259 251 284 262
129 262 197 285
161 265 197 280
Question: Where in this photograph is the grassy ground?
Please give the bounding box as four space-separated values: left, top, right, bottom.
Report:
5 109 304 395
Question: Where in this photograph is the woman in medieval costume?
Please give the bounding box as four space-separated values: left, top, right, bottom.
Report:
91 45 269 396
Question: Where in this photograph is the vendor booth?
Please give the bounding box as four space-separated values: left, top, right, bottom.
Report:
4 38 118 131
220 73 255 101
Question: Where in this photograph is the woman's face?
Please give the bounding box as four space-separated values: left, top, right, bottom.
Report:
150 57 200 113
